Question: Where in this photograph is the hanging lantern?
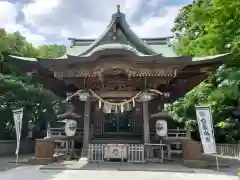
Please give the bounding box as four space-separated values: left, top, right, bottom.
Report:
139 92 153 102
163 92 170 98
66 92 73 97
78 92 90 101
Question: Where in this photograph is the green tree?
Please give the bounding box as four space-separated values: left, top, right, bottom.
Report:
38 45 66 58
170 0 240 142
0 29 67 140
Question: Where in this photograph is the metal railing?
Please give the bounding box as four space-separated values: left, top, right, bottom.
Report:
216 144 240 159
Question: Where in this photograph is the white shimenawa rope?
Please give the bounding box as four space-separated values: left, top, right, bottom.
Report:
63 89 163 106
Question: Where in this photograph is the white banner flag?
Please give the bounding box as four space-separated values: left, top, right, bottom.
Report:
12 108 23 157
195 106 216 154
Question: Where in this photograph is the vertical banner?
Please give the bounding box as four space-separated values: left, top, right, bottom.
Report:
12 108 23 164
195 105 216 154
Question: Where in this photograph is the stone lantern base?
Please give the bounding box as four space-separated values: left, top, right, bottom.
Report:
28 139 55 165
182 140 208 169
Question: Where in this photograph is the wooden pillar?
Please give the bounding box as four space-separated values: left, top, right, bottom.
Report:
143 101 150 143
82 100 90 157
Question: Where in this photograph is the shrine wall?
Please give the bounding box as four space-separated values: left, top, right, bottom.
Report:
0 140 35 156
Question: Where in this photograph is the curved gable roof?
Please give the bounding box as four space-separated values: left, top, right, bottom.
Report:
69 11 159 57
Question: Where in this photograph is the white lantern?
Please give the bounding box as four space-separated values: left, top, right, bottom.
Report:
78 92 90 101
139 93 152 102
163 92 170 98
65 119 77 136
156 120 168 137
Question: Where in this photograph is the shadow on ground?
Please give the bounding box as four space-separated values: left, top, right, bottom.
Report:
40 160 238 177
0 155 32 172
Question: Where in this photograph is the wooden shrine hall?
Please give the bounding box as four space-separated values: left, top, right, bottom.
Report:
7 5 227 163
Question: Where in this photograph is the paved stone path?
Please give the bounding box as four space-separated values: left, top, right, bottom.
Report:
0 165 237 180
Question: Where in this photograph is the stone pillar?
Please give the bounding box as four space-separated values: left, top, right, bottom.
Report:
28 139 55 165
35 139 55 158
143 101 150 143
82 100 90 157
183 140 203 160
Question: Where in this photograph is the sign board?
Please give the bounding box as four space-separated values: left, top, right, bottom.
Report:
195 106 216 154
156 120 168 137
104 144 127 159
12 108 23 164
64 119 77 136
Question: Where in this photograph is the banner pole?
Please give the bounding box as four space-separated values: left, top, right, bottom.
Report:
12 107 23 166
215 155 219 171
195 105 218 172
16 153 18 165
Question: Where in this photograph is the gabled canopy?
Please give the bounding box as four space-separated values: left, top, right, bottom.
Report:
75 11 158 56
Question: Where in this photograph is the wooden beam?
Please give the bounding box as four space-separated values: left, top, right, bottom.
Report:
94 91 138 98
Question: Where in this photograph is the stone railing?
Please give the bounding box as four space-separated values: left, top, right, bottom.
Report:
150 128 191 139
0 140 35 156
88 144 145 163
49 128 84 137
216 143 240 159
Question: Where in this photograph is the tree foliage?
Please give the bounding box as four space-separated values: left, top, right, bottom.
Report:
170 0 240 142
0 28 67 140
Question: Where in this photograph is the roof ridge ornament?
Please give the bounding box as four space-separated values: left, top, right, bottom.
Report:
117 4 120 14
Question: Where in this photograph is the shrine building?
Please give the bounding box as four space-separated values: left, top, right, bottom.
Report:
7 5 227 163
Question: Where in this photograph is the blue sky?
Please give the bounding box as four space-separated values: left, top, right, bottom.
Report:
0 0 192 46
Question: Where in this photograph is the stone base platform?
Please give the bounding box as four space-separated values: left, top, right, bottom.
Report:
28 157 54 165
40 160 195 173
183 160 209 169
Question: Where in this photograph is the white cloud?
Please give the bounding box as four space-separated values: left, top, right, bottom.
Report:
0 0 187 45
0 1 45 46
132 6 182 37
22 0 184 40
0 2 18 27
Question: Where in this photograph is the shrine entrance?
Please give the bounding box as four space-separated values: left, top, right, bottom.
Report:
103 111 133 133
